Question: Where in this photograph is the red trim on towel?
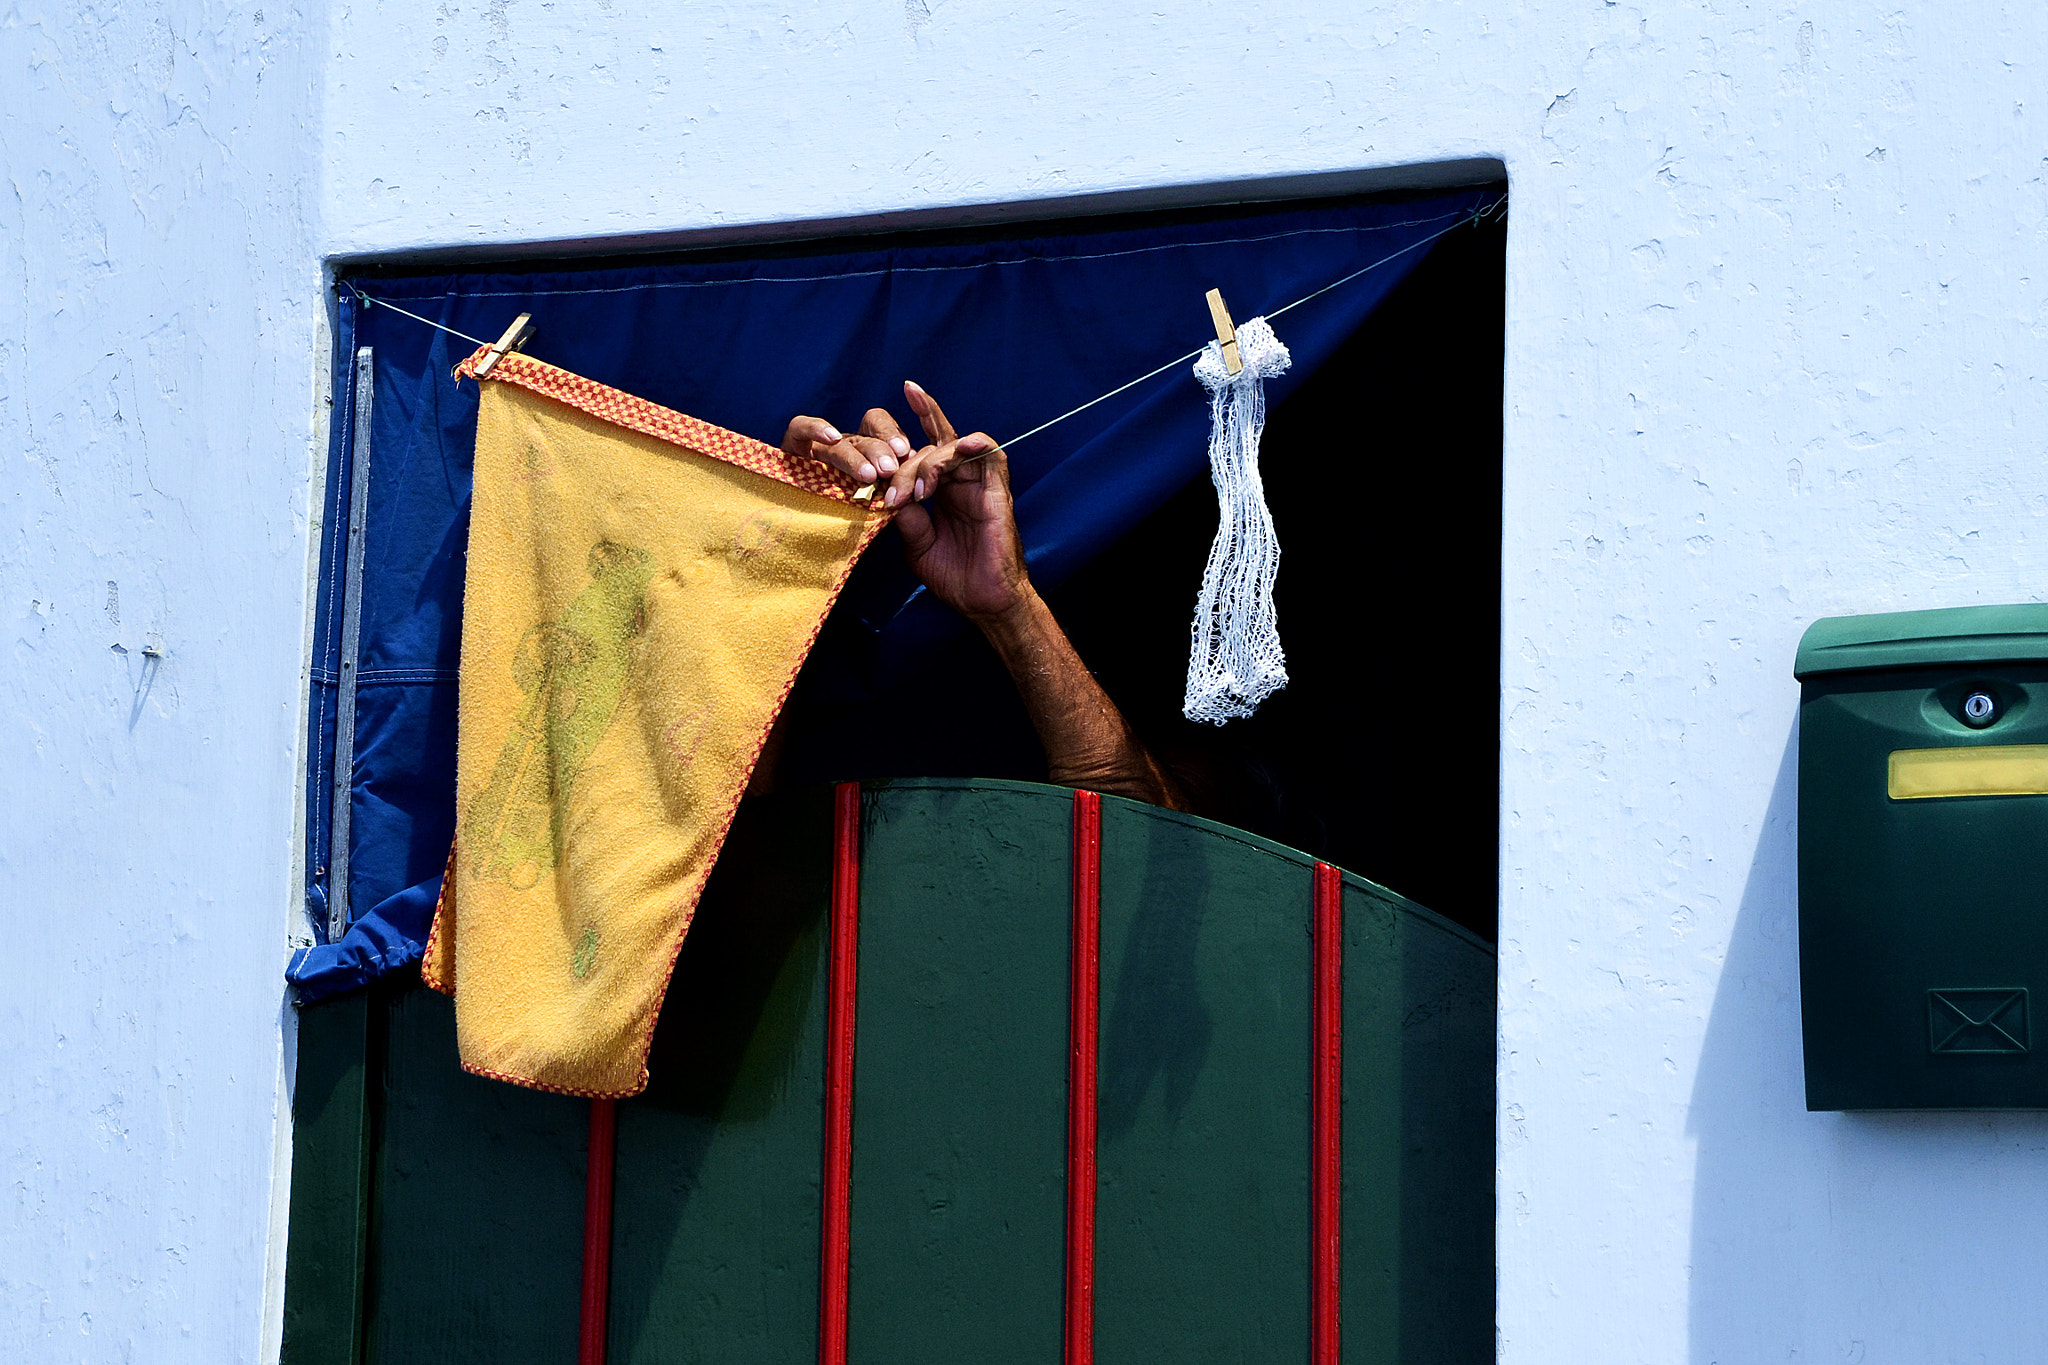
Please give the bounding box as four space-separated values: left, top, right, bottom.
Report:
1312 861 1343 1365
579 1097 618 1365
458 348 873 504
1065 790 1102 1365
820 782 862 1365
420 838 458 997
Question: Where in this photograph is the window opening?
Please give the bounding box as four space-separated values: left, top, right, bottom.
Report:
283 182 1507 1365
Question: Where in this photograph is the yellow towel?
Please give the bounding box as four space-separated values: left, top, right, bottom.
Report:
422 349 885 1096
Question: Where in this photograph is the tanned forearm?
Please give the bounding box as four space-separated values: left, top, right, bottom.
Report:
974 587 1187 810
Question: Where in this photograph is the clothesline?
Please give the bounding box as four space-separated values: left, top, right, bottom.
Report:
974 193 1504 458
343 192 1505 456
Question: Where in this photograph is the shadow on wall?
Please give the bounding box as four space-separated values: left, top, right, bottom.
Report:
1687 723 2048 1364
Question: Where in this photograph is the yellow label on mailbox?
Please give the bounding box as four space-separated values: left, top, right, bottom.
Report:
1888 744 2048 800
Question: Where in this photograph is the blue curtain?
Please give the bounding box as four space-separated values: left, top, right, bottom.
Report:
289 188 1500 1001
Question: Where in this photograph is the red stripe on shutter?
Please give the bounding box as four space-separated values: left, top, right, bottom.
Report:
1065 789 1103 1365
578 1097 617 1365
820 782 862 1365
1312 861 1344 1365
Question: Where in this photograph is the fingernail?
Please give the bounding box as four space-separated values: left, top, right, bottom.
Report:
877 454 898 475
890 436 911 456
822 425 843 443
859 462 877 481
885 486 903 508
914 478 927 500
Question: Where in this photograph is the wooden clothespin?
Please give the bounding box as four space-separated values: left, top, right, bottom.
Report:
474 313 536 378
1205 288 1243 376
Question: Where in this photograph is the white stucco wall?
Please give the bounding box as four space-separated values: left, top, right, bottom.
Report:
9 0 2048 1360
2 3 323 1362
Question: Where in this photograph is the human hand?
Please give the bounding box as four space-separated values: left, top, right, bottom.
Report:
779 410 911 488
782 384 1028 623
889 382 1029 623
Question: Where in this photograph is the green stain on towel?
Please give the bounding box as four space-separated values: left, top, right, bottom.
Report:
466 540 654 890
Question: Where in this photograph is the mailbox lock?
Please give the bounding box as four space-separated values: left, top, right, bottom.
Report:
1963 690 1999 727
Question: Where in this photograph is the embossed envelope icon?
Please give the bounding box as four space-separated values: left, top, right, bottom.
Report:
1927 988 2030 1055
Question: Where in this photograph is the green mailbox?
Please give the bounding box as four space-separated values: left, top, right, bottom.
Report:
1797 603 2048 1110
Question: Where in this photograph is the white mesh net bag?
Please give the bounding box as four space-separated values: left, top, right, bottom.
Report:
1184 315 1291 724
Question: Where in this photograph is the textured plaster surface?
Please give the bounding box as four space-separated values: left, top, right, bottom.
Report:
1 1 323 1362
8 0 2048 1359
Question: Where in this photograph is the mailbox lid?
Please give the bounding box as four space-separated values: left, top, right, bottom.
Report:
1795 602 2048 681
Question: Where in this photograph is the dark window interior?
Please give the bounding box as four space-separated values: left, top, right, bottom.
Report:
769 203 1506 940
1044 218 1505 940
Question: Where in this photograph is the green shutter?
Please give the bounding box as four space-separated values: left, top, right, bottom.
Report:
283 779 1493 1363
1339 877 1494 1364
281 992 373 1365
1094 797 1314 1362
608 784 836 1365
846 780 1072 1364
362 988 586 1364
